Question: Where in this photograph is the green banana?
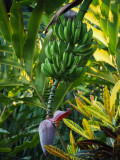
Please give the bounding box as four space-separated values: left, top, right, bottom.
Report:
52 63 58 74
79 47 96 56
45 45 52 59
68 65 76 74
59 14 66 26
45 58 55 76
80 23 87 40
55 55 60 68
41 63 51 77
71 56 79 66
80 32 88 45
53 23 60 38
72 19 76 37
58 24 65 40
73 28 81 44
64 26 71 43
85 28 93 44
67 52 73 68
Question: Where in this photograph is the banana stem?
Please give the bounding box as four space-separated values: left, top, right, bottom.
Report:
46 79 59 118
76 0 93 21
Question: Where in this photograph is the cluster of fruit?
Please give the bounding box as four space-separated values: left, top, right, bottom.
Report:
41 14 96 81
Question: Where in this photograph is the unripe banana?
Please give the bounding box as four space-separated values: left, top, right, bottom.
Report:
72 19 76 37
45 59 55 76
68 65 76 74
80 32 88 45
64 26 71 43
45 45 52 59
58 24 65 40
67 52 73 67
80 23 87 40
73 28 81 44
53 23 60 38
41 63 51 77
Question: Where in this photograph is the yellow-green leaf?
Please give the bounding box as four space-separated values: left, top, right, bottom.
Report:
44 145 70 160
84 106 112 125
70 130 75 154
94 48 115 68
82 119 94 139
103 86 110 115
63 119 89 139
110 80 120 113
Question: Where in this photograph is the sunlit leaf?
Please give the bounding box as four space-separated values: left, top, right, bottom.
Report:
63 119 89 139
93 48 115 68
103 86 111 117
44 145 70 160
82 119 94 139
0 81 24 87
84 105 112 125
110 80 120 113
70 130 75 154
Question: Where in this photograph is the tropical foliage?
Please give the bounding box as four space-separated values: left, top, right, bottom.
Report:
0 0 120 159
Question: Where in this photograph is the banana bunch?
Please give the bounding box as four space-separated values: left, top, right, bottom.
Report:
52 14 94 46
41 39 84 80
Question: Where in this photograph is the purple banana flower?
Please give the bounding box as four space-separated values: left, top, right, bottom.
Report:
39 108 71 156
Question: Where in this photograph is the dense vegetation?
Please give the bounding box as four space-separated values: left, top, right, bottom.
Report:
0 0 120 159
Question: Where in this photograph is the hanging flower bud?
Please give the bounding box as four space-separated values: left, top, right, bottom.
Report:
39 108 71 156
39 120 56 156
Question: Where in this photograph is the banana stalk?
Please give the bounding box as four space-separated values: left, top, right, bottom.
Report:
46 79 59 118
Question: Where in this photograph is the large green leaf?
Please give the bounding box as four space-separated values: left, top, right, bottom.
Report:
108 0 120 55
0 128 10 135
0 0 12 42
0 57 24 69
33 29 52 95
0 148 12 152
23 1 45 78
10 0 25 59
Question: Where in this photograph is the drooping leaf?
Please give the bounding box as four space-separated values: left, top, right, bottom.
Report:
75 150 97 159
15 97 46 109
44 145 70 160
87 67 116 84
0 45 14 53
10 133 39 155
10 0 25 59
0 57 24 69
0 0 12 42
23 1 45 78
63 118 89 139
0 81 24 87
